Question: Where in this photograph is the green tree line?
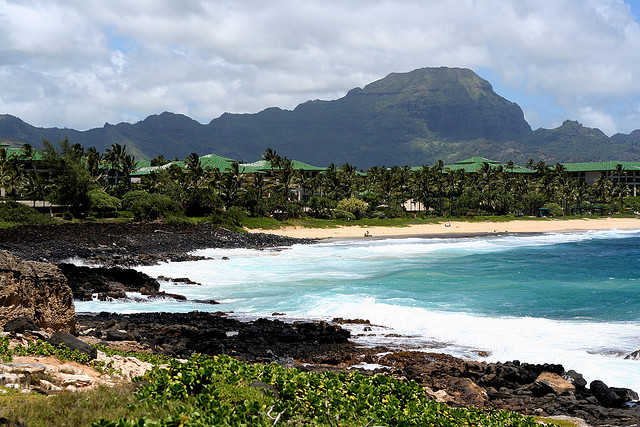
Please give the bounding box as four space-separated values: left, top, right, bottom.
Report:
0 140 636 224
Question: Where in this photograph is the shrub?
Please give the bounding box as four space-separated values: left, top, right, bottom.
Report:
122 191 181 222
0 201 55 225
183 188 224 217
332 209 355 220
88 189 121 218
543 202 564 217
99 354 545 427
307 196 336 218
336 198 368 219
208 206 248 230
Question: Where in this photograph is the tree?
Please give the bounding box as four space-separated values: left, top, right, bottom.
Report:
150 155 170 166
614 163 627 210
222 162 242 207
42 138 94 217
85 147 103 180
337 198 368 219
23 171 48 208
104 143 127 186
88 188 121 217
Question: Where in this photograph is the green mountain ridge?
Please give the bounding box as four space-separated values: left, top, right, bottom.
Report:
1 67 639 168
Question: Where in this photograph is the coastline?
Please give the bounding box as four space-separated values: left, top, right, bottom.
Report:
2 221 639 424
247 217 640 240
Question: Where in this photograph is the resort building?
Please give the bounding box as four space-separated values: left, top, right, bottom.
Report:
443 157 534 174
129 153 326 201
561 161 640 197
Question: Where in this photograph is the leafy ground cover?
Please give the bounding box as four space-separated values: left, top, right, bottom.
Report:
96 354 552 427
0 338 572 426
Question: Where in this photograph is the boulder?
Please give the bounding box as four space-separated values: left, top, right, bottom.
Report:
533 372 575 395
48 331 97 360
58 263 160 298
3 316 40 333
589 380 635 407
105 329 130 341
563 369 587 390
0 251 76 333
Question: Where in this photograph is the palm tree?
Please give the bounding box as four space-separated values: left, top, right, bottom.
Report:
614 163 627 210
85 147 102 179
104 143 127 185
322 164 341 201
185 153 204 188
262 148 278 163
224 162 243 201
23 171 48 207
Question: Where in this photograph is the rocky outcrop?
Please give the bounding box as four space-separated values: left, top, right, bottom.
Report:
0 223 312 266
0 251 75 333
77 312 351 361
58 263 160 300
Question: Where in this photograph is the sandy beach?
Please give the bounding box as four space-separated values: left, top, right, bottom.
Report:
248 217 640 240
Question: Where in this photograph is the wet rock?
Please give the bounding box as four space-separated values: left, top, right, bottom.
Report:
78 312 350 361
563 369 587 390
58 263 160 298
625 349 640 360
0 223 312 266
589 380 638 408
611 387 640 405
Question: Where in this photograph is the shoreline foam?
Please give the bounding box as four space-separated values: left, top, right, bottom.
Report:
248 217 640 240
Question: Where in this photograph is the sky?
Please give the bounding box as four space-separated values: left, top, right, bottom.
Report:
1 0 640 136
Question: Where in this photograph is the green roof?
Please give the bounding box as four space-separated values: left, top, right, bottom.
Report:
199 154 238 171
560 161 640 172
3 147 44 161
134 160 151 169
131 153 240 176
238 159 325 173
411 157 533 173
443 162 534 173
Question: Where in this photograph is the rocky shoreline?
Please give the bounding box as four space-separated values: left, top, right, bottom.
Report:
0 222 311 266
1 222 639 426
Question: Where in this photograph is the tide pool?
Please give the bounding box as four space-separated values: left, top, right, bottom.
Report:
75 228 640 391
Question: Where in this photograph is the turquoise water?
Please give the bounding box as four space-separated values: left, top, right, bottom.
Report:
75 228 640 391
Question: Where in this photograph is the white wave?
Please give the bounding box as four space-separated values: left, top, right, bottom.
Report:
301 295 640 392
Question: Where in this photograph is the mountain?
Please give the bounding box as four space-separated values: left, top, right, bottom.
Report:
1 67 639 168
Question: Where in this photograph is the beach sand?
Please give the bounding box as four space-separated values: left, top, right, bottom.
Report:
248 217 640 240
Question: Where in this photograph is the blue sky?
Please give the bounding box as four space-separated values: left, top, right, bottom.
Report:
1 0 640 137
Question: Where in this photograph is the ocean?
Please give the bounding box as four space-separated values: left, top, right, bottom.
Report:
75 228 640 392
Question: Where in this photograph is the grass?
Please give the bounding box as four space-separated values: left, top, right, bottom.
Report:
0 385 182 427
533 416 583 427
240 213 635 231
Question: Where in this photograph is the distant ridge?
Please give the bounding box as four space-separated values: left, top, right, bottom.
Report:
1 67 639 168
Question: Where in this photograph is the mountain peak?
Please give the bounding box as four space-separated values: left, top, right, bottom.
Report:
0 67 636 167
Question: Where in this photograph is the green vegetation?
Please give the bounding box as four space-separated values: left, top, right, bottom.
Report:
99 354 550 427
0 385 182 427
0 136 637 229
0 200 55 227
0 337 574 426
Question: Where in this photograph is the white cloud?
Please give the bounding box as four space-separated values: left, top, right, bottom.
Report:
0 0 639 134
576 106 618 135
